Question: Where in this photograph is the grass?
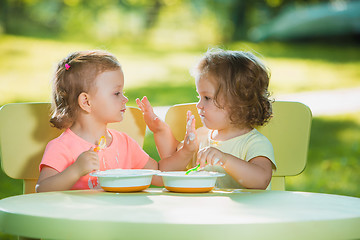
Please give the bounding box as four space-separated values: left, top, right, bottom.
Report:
0 34 359 239
229 41 360 93
1 35 360 106
0 35 359 199
0 35 198 106
286 113 360 197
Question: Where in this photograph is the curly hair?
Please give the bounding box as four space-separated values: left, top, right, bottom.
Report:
192 48 273 128
50 50 121 129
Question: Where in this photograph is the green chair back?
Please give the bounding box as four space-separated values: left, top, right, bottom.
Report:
0 102 146 194
165 101 312 190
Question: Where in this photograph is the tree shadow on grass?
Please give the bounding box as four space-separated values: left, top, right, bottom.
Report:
287 115 360 197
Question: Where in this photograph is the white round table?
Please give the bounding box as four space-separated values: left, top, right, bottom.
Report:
0 188 359 239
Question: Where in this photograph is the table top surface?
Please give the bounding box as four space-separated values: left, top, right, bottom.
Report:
1 188 359 240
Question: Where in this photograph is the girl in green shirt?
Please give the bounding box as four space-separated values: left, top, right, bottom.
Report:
137 48 276 190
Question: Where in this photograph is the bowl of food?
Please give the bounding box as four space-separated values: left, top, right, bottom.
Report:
90 169 160 192
157 171 225 193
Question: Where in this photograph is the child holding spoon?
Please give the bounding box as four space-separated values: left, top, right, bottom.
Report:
137 48 276 190
36 50 164 192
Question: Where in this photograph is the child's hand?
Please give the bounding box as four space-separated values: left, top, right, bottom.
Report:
73 148 100 176
136 96 164 133
197 147 225 168
183 111 197 153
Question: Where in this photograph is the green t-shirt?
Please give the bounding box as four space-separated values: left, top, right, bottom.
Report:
190 128 276 189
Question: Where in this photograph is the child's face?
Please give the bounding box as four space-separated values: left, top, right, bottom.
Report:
90 69 128 123
195 74 231 131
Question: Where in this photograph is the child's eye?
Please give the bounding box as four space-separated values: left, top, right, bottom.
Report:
197 95 212 101
115 92 122 96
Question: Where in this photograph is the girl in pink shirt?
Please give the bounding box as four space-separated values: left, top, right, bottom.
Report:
36 50 162 192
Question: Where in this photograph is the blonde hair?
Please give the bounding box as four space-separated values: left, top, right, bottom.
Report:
50 50 121 129
192 48 272 128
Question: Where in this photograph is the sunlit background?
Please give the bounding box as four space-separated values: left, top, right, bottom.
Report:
1 0 359 208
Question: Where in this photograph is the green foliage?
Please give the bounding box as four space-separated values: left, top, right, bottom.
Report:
0 0 224 44
0 0 339 44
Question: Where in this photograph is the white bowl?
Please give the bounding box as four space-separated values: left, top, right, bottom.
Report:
157 171 225 193
90 169 160 192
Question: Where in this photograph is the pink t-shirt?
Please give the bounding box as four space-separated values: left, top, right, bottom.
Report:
40 128 149 190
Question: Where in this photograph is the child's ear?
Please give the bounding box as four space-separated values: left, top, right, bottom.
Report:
78 92 91 113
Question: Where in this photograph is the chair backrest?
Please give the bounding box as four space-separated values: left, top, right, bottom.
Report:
165 101 312 190
0 102 146 194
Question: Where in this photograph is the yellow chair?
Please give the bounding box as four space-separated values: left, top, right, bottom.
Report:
165 101 312 190
0 102 146 194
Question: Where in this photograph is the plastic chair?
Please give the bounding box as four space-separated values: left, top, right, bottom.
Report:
165 101 312 190
0 102 146 194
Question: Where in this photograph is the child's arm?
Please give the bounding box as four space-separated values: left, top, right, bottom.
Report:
36 148 100 192
197 147 273 189
136 96 179 158
158 112 198 171
137 96 198 173
158 142 196 172
142 139 196 186
141 108 197 172
142 157 162 186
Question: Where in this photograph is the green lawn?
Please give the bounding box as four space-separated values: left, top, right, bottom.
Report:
286 113 360 197
1 35 359 199
1 35 360 106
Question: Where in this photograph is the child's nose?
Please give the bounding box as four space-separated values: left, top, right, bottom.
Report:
196 100 203 109
123 95 129 103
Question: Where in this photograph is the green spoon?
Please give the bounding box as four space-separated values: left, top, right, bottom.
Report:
185 164 201 175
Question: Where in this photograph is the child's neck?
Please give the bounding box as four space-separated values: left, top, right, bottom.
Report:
211 126 253 141
70 121 110 146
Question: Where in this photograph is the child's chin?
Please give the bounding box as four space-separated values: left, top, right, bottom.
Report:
109 116 123 123
203 122 217 130
201 118 209 126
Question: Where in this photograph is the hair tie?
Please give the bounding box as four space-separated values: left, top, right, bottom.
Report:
65 63 71 70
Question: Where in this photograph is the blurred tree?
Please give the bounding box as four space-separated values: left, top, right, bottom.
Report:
0 0 168 39
143 0 163 29
0 0 9 33
0 0 333 42
191 0 332 41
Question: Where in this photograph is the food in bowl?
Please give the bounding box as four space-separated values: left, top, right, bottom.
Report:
157 171 225 193
90 169 160 192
